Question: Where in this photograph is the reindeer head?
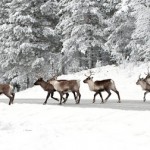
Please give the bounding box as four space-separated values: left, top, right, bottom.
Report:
136 75 144 85
83 71 94 83
34 78 44 85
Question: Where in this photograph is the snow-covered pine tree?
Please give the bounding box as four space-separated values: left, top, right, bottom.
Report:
57 0 111 73
128 0 150 62
105 0 135 64
1 0 61 90
0 0 12 81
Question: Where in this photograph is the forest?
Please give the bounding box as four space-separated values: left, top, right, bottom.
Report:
0 0 150 90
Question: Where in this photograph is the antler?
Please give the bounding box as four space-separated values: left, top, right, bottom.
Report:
144 67 150 79
47 74 58 82
144 67 150 75
85 70 94 77
52 75 58 80
147 67 150 75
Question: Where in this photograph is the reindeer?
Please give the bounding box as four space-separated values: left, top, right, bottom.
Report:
34 78 70 104
136 75 150 102
83 71 121 103
0 84 15 105
34 78 59 104
47 77 81 105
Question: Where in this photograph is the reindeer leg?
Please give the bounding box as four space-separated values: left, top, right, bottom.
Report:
76 91 81 104
105 90 111 102
62 93 68 102
75 91 81 104
63 93 69 103
112 89 121 103
4 93 13 105
43 92 50 105
72 91 78 104
116 90 121 103
93 92 99 103
51 92 59 101
11 93 15 104
72 92 77 100
144 91 149 102
99 92 104 103
59 92 63 105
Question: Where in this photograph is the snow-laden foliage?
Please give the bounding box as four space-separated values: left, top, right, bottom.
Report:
106 0 150 63
128 0 150 62
105 0 135 64
57 0 108 72
0 0 62 90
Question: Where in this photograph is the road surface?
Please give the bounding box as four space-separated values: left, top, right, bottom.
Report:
0 98 150 111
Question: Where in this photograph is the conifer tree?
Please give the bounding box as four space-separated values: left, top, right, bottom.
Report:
1 0 61 89
57 0 109 73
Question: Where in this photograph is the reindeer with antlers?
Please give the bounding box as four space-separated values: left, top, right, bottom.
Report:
136 74 150 102
83 71 121 103
47 76 81 105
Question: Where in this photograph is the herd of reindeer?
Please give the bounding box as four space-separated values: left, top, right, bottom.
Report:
0 70 150 105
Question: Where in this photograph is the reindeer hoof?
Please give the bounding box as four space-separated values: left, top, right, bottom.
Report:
76 101 79 104
54 98 59 101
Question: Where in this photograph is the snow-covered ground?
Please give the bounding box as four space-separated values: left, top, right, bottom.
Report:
1 63 150 150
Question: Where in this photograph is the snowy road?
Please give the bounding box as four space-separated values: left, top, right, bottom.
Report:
1 98 150 111
1 98 150 150
1 100 150 150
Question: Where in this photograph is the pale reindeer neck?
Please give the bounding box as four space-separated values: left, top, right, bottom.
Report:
87 80 95 91
140 81 147 90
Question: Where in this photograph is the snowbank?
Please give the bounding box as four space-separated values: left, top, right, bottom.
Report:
14 63 150 101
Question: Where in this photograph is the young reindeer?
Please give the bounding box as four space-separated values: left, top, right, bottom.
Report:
83 71 121 103
34 78 60 104
47 77 81 105
136 75 150 102
0 83 15 105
